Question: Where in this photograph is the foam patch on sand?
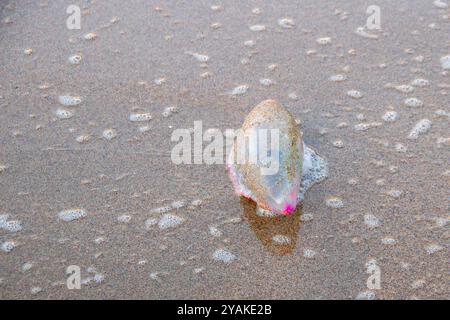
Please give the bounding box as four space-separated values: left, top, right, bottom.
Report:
298 144 328 202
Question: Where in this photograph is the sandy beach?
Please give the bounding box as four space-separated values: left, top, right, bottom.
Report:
0 0 449 299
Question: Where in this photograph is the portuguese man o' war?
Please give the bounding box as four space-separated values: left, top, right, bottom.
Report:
227 100 328 215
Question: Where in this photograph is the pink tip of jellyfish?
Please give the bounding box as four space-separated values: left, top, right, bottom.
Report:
282 204 296 215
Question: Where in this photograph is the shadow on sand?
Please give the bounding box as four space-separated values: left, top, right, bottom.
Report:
240 197 302 256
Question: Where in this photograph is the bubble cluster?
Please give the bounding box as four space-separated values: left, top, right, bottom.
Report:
425 243 443 254
272 235 291 245
316 37 332 45
0 214 23 232
408 119 432 140
212 249 236 263
68 54 82 65
249 25 266 32
440 55 450 70
404 97 423 108
364 214 381 228
157 214 185 230
55 109 73 119
83 32 97 40
102 128 117 140
347 90 363 99
1 241 16 253
277 18 295 29
382 110 398 122
58 209 86 222
325 196 344 208
229 85 248 95
129 112 152 122
58 95 82 106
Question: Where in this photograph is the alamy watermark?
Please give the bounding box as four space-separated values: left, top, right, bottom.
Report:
171 121 281 176
366 260 381 290
366 5 381 30
66 265 81 290
66 5 81 30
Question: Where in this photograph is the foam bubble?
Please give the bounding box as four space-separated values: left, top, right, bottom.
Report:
256 207 277 217
230 85 248 95
408 119 431 140
68 54 82 65
249 25 266 32
278 18 295 29
394 143 407 153
186 52 209 63
272 235 291 244
211 22 221 29
144 218 158 229
211 5 223 11
0 214 23 232
83 32 97 40
364 214 381 228
395 85 414 93
434 0 448 9
209 226 222 237
404 97 423 107
298 145 328 202
381 237 396 245
332 140 344 148
150 206 172 214
76 134 90 144
425 243 443 254
244 40 255 47
212 248 236 263
129 112 152 122
440 55 450 70
411 78 430 87
117 215 131 223
325 196 344 208
190 199 202 207
193 267 205 274
21 262 33 272
354 122 382 132
55 109 73 119
102 128 117 140
413 55 424 63
259 78 274 86
31 287 42 295
58 95 82 106
252 8 261 15
162 106 178 118
1 241 16 253
288 92 298 101
223 217 242 224
382 110 398 122
386 189 403 198
303 249 317 258
316 37 331 45
411 279 426 289
58 209 86 222
347 90 363 99
154 77 166 85
329 74 346 82
138 125 151 133
158 214 184 229
355 26 378 39
356 290 376 300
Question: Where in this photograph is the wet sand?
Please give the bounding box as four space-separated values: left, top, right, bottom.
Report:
0 0 449 299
